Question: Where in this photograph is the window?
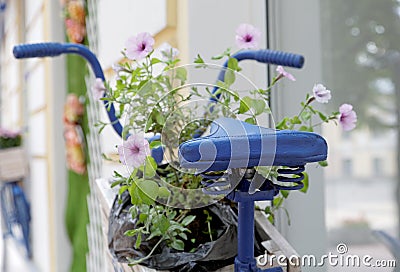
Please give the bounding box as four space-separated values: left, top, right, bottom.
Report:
321 1 399 270
270 1 399 270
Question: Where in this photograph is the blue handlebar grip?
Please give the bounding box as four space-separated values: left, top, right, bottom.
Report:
253 50 304 68
13 43 65 59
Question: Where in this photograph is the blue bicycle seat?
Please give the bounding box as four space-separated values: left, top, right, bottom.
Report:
179 117 327 172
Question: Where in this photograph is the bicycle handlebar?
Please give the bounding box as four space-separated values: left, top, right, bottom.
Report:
13 42 124 137
13 43 65 58
232 49 304 68
13 43 305 138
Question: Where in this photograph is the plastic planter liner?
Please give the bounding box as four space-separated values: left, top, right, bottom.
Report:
108 191 266 271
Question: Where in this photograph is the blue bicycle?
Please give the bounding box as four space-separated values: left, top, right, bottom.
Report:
13 42 327 272
1 180 31 271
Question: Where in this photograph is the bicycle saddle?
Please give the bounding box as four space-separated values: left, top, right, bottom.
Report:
179 117 327 172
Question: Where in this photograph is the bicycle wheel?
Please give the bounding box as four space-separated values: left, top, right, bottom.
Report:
11 183 31 258
0 184 12 271
0 182 31 259
1 184 14 236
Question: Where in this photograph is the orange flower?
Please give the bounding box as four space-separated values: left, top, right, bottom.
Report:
67 1 86 25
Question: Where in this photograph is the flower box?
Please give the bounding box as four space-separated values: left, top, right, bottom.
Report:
93 178 235 272
92 178 300 271
0 147 27 182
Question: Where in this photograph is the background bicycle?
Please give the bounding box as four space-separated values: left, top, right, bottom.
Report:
0 131 32 271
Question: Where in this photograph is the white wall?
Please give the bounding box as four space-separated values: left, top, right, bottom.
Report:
97 0 167 68
186 0 268 92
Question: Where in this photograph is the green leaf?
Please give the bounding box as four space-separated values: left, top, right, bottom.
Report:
252 99 266 115
300 111 312 121
144 117 153 132
264 206 272 215
144 156 157 178
299 126 309 131
211 53 225 60
181 215 196 226
239 96 252 114
149 140 162 149
158 187 171 198
318 160 328 167
211 48 231 60
227 57 239 71
155 112 165 125
300 172 309 193
124 229 138 237
245 117 256 125
119 185 129 195
118 103 125 118
276 117 289 130
194 54 205 64
139 213 148 224
290 116 302 125
137 179 159 204
224 69 235 86
318 111 328 122
176 67 187 82
146 229 162 241
135 233 142 249
111 179 123 188
281 190 290 198
151 58 161 65
170 239 185 251
273 197 283 207
178 233 188 240
129 181 142 205
157 215 171 234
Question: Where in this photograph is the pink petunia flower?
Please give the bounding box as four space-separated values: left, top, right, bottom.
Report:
235 23 261 49
65 19 86 44
276 66 296 81
118 134 150 168
339 104 357 131
91 78 106 100
313 84 332 103
125 32 155 60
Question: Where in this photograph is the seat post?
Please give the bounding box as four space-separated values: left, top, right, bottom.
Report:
236 200 256 271
235 199 284 272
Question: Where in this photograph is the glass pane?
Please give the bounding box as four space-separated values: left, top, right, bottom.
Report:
321 0 399 270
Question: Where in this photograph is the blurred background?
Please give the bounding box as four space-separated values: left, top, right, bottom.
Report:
0 0 398 271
